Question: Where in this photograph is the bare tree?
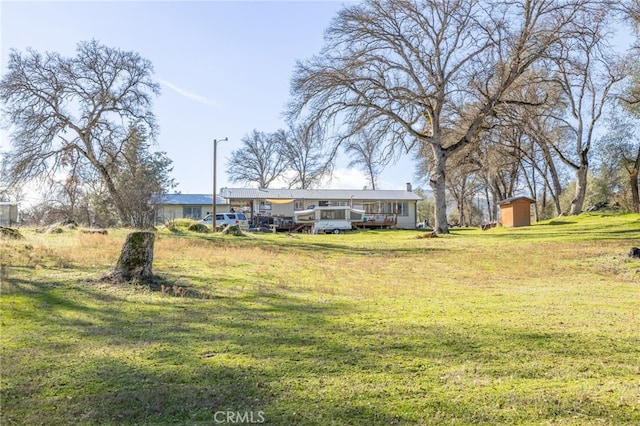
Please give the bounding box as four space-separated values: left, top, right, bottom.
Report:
289 0 588 233
345 129 395 190
549 9 627 215
524 114 567 216
226 129 288 188
277 124 330 189
490 72 569 217
621 0 640 39
0 40 160 224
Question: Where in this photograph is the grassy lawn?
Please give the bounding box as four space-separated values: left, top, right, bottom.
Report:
1 212 639 425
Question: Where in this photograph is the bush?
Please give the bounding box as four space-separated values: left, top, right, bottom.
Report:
221 225 244 236
188 223 211 233
164 218 199 233
46 226 64 234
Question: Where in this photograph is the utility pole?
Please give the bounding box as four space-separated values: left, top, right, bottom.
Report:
212 137 228 231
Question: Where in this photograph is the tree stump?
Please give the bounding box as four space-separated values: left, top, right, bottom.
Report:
104 231 155 282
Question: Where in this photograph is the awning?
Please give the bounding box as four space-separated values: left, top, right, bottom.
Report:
266 199 294 204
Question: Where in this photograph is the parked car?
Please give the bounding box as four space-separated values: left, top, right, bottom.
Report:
201 213 249 229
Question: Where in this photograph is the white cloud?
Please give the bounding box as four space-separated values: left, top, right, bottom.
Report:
159 79 222 108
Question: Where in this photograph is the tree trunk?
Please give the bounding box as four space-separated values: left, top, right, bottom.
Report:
459 177 468 227
484 186 494 222
105 231 155 282
80 137 131 226
629 145 640 213
630 168 639 213
456 198 465 227
540 143 563 216
429 146 449 234
522 163 539 223
366 162 377 190
569 163 589 215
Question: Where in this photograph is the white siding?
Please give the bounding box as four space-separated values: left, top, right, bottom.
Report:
0 203 18 226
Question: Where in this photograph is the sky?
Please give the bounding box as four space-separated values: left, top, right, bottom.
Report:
0 0 418 205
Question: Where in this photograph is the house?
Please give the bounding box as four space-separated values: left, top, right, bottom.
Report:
153 194 229 224
0 202 18 227
154 186 423 230
498 196 536 227
220 185 422 230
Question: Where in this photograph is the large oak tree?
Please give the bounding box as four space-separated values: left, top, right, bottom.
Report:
289 0 591 233
0 40 160 225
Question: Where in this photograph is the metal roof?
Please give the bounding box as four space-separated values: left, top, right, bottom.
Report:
153 194 226 205
220 188 422 201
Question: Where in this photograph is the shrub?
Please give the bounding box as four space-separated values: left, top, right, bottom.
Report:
188 223 211 233
164 218 198 233
47 226 64 234
221 225 244 236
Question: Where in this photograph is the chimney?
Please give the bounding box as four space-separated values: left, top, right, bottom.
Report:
406 182 412 192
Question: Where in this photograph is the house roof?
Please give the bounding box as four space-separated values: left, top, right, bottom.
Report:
220 188 423 201
153 194 226 205
498 196 536 205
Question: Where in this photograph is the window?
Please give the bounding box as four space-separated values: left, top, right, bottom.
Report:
320 210 333 219
183 206 202 219
363 201 389 214
259 201 272 210
351 210 363 221
395 202 409 216
362 201 409 216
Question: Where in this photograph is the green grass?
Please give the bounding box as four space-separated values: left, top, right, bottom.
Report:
1 213 639 425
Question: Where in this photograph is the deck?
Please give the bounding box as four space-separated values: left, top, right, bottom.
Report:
253 213 398 233
352 219 397 230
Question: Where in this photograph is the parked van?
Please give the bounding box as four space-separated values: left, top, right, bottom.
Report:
201 213 249 229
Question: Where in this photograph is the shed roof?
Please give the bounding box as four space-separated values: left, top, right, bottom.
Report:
220 188 422 201
153 194 226 205
498 196 536 205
